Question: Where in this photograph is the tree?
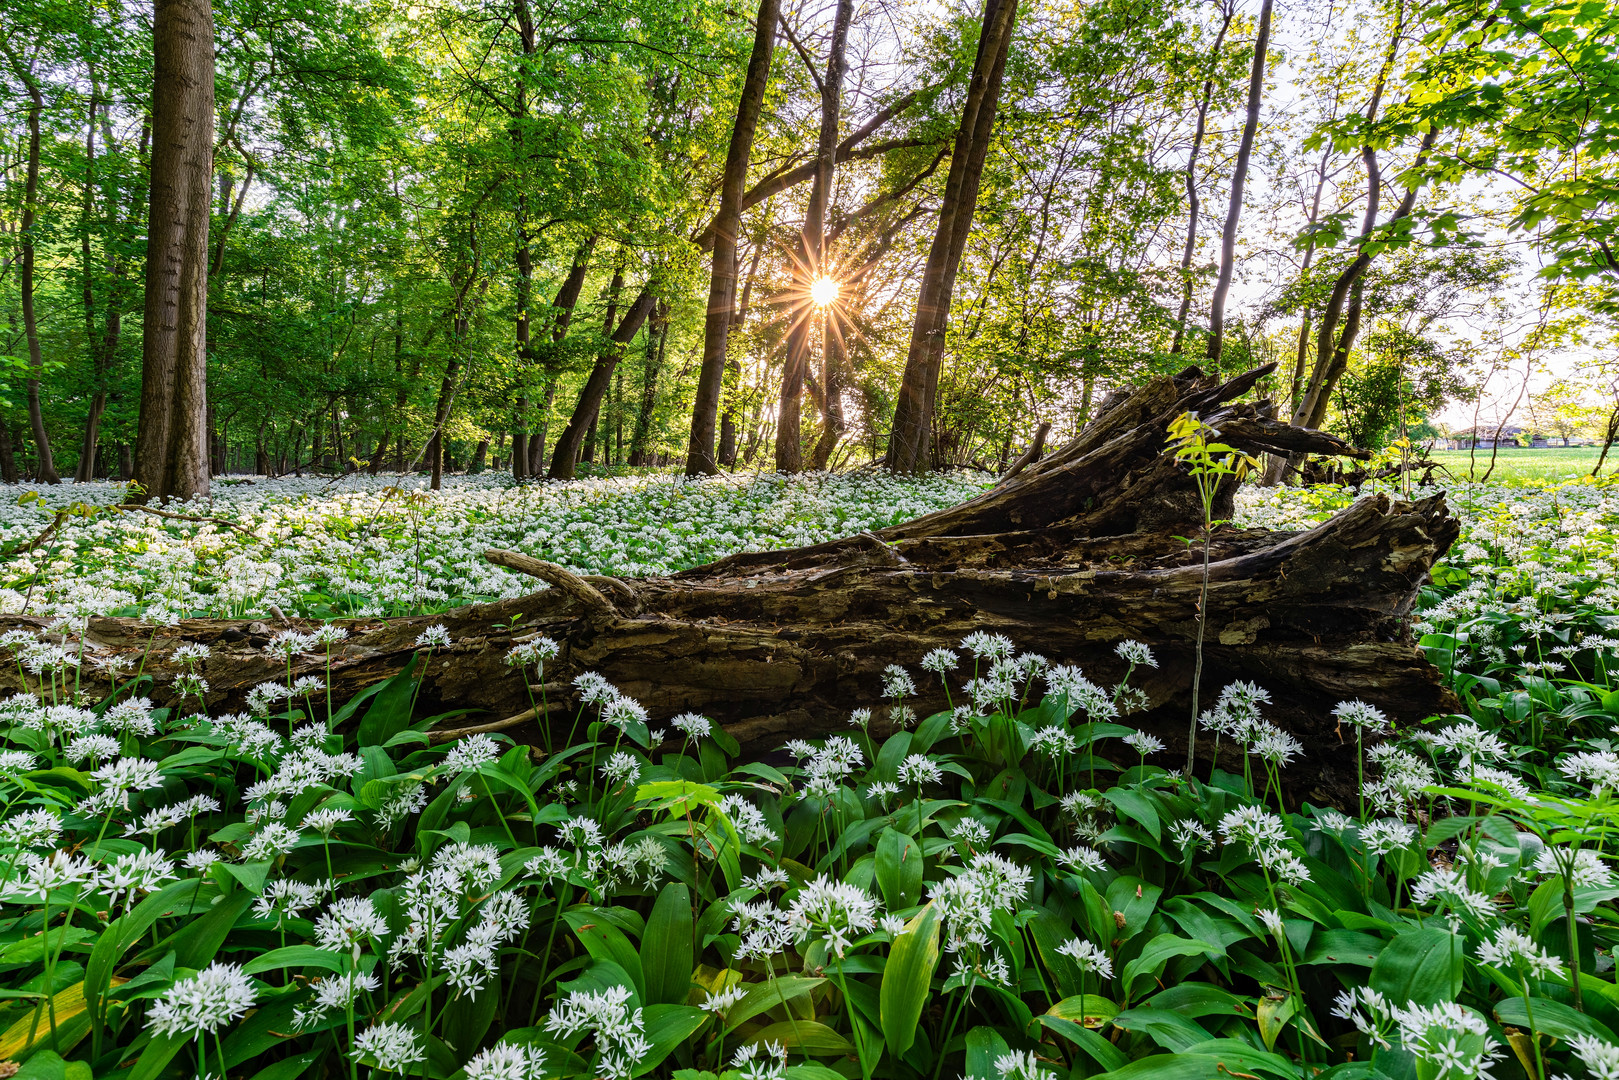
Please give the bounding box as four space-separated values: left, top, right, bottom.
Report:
775 0 853 473
1204 0 1273 366
885 0 1020 474
684 0 782 477
133 0 215 500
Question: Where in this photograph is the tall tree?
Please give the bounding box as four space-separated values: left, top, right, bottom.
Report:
0 41 61 483
133 0 215 500
1168 2 1235 356
1204 0 1273 366
684 0 782 477
884 0 1020 473
776 0 853 473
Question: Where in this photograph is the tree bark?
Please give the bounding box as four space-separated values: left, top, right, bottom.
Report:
1 46 62 484
134 0 215 502
777 0 853 474
1203 0 1272 366
1169 5 1235 357
549 286 656 480
885 0 1019 473
686 0 782 477
13 367 1455 803
628 302 668 466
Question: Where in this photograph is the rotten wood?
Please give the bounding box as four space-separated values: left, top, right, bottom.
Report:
0 365 1457 804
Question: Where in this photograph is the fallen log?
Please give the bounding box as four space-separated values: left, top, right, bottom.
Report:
0 365 1459 804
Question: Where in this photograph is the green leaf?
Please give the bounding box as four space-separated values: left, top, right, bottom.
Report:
633 1004 709 1076
84 878 197 1026
751 1020 853 1056
241 946 346 977
565 908 647 1001
356 655 420 746
642 883 695 1006
1120 935 1217 999
1495 996 1619 1042
246 1052 322 1080
1369 927 1463 1007
874 829 922 910
170 891 256 970
965 1025 1011 1080
880 903 941 1056
724 976 825 1032
1110 1008 1215 1052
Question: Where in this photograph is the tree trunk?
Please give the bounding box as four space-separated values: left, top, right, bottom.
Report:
777 0 853 474
550 287 656 480
134 0 215 502
809 307 846 470
15 367 1455 803
629 302 668 466
685 0 782 477
1204 0 1272 367
3 50 62 484
885 0 1019 473
1168 5 1235 357
0 424 16 484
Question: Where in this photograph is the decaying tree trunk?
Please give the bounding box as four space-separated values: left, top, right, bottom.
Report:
0 366 1458 802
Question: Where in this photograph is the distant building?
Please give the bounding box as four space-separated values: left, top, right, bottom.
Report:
1448 425 1551 449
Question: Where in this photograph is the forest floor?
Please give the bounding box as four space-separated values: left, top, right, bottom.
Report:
1 469 1615 627
3 469 1619 1077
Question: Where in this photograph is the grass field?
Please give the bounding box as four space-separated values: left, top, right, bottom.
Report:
1429 444 1612 483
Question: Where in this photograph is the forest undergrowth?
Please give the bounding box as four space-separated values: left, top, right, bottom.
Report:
2 472 1619 1078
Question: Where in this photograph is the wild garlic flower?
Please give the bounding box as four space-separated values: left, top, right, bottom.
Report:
1390 1001 1502 1079
1123 731 1164 756
1169 819 1213 851
787 875 881 957
1057 937 1113 978
312 969 380 1011
1333 699 1388 733
1560 750 1619 791
1056 845 1106 873
182 849 223 873
243 823 302 862
732 1040 788 1080
414 625 452 650
171 642 212 667
254 879 325 920
960 632 1015 660
1534 847 1615 888
85 755 165 813
742 866 790 892
1359 819 1417 856
601 750 641 788
0 807 61 848
443 733 501 773
310 624 349 646
882 665 917 699
898 754 942 786
353 1021 426 1072
921 648 959 673
265 630 316 659
1115 640 1157 668
1411 868 1497 921
103 697 158 737
146 961 257 1037
313 896 390 955
1476 925 1566 977
1045 666 1116 719
1565 1034 1619 1080
304 807 353 836
3 851 93 902
1331 986 1394 1047
993 1049 1044 1080
700 985 747 1015
932 854 1031 954
1256 908 1286 938
848 707 873 729
951 819 991 846
1029 727 1077 757
867 781 899 804
544 985 649 1080
671 712 713 739
718 794 779 846
464 1043 548 1080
